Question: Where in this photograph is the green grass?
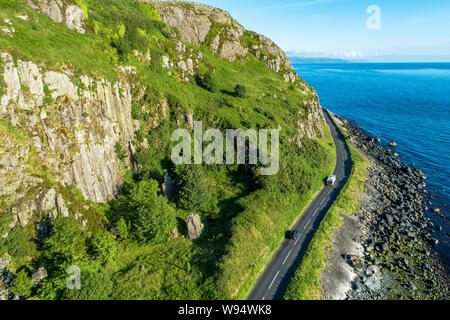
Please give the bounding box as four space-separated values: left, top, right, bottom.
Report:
284 122 370 300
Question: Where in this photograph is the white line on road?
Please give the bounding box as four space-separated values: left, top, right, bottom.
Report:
304 219 311 230
268 271 280 289
294 234 301 246
282 250 292 265
313 208 318 217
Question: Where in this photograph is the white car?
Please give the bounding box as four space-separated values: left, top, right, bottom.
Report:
327 175 336 186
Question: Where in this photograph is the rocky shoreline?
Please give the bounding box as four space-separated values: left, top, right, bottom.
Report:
321 113 448 300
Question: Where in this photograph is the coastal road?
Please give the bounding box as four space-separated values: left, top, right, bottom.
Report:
247 109 352 300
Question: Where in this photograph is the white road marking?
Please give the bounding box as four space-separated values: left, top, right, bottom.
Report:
320 197 326 205
268 271 280 289
283 250 292 265
313 208 318 217
304 219 311 230
262 296 265 301
294 234 301 246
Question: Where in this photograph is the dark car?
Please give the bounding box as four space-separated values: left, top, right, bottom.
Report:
288 230 300 240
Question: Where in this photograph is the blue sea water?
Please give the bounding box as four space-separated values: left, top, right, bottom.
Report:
292 62 450 272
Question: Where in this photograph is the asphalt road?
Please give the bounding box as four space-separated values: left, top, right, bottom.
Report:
247 109 352 300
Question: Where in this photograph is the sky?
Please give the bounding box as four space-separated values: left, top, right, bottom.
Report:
169 0 450 62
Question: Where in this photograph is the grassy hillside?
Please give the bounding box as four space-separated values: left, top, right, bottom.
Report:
0 0 336 300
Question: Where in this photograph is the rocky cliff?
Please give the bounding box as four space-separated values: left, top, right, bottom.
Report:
0 51 138 231
147 0 298 82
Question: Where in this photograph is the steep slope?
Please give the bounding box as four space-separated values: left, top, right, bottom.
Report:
0 0 334 300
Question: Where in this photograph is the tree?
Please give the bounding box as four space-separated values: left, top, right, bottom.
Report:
234 84 247 98
129 180 176 244
42 216 87 266
12 269 33 298
174 165 212 212
116 217 129 240
197 73 218 93
90 230 117 264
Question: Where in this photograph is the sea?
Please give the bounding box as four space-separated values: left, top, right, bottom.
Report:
292 61 450 274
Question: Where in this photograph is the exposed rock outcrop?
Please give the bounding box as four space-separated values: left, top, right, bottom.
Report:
0 52 136 216
186 213 204 240
148 0 296 79
27 0 87 34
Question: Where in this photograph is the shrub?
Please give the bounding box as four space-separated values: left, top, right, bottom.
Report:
91 230 117 264
0 225 33 259
115 140 127 160
42 216 87 266
129 180 177 244
131 102 141 120
234 84 247 98
116 217 129 240
0 211 14 238
137 3 160 21
174 165 212 212
197 73 218 93
12 269 33 298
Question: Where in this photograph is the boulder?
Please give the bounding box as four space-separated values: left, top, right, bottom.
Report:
41 0 63 23
31 267 47 286
0 253 10 269
56 193 69 217
186 214 204 240
389 141 397 147
65 5 86 34
162 171 173 197
40 188 56 213
184 113 194 130
170 228 179 239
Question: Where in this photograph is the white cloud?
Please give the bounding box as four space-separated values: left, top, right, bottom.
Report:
287 49 365 60
343 50 364 58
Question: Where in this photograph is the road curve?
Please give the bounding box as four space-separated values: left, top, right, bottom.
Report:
247 109 352 300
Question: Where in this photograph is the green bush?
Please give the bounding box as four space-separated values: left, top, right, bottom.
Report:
174 165 212 212
12 269 33 298
116 217 129 240
42 216 87 267
125 180 177 244
115 140 127 160
234 84 247 98
131 102 141 120
0 211 14 238
0 225 33 260
197 73 218 93
137 2 160 21
91 230 117 264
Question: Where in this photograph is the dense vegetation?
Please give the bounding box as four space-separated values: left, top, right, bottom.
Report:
0 0 336 300
284 127 370 300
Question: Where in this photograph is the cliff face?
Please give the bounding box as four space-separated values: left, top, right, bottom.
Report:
0 51 137 230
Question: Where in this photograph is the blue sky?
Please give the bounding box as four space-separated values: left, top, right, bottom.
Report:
171 0 450 62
